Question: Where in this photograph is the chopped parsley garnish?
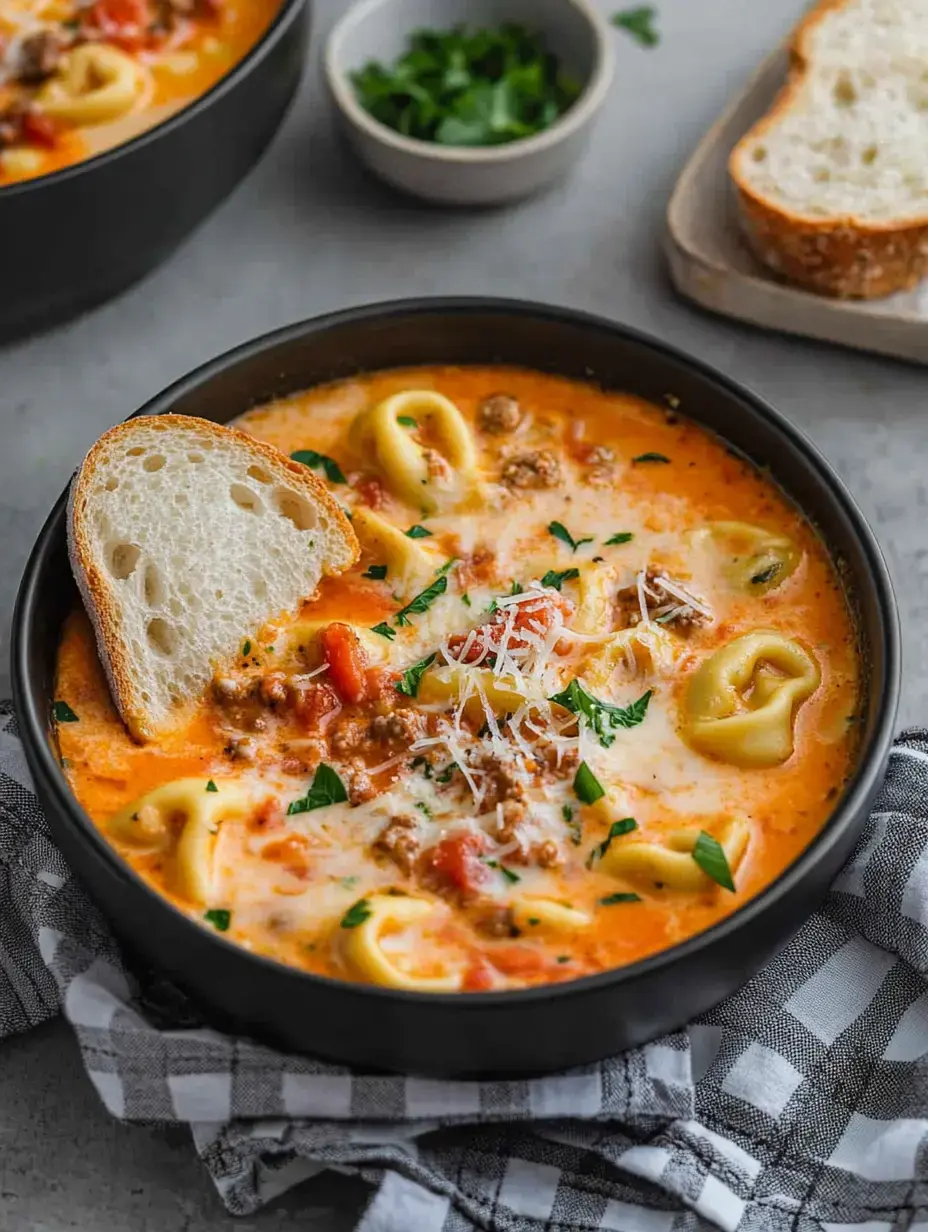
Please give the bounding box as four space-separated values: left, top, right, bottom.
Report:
527 916 541 926
485 860 520 884
750 563 781 586
541 567 580 591
599 891 642 905
415 800 433 820
339 875 360 889
406 524 433 538
396 653 437 697
53 701 79 723
351 25 582 148
395 572 449 626
397 415 418 427
462 593 472 608
265 646 275 654
633 452 671 464
692 831 736 892
573 761 605 806
205 780 218 793
204 908 231 932
411 755 433 779
549 680 652 748
612 6 660 47
488 580 523 614
587 817 638 867
242 640 251 656
435 762 458 784
556 955 571 964
291 449 347 484
562 803 582 845
372 622 397 640
363 564 388 580
287 764 348 815
340 899 373 929
605 532 634 546
548 521 594 553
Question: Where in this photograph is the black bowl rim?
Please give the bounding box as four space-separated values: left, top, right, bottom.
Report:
12 295 902 1013
0 0 306 201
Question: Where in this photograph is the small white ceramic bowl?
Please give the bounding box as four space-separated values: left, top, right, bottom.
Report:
325 0 614 206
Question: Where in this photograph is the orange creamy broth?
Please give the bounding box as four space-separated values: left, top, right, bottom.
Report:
55 366 860 989
0 0 280 185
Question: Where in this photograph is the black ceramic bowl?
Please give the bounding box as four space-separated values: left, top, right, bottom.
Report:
11 299 901 1076
0 0 309 341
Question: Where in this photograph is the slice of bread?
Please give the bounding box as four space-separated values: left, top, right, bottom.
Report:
68 414 359 741
730 0 928 299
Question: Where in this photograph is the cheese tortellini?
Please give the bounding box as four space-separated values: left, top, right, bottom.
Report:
684 632 820 767
418 664 538 722
511 898 591 932
708 522 801 596
599 818 750 892
340 894 461 991
573 564 618 635
352 506 440 598
108 778 250 903
350 391 479 514
38 44 149 126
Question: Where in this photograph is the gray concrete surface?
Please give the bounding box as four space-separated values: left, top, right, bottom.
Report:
1 0 925 1226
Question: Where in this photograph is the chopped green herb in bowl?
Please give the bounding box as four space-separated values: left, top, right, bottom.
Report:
351 25 582 148
325 0 614 206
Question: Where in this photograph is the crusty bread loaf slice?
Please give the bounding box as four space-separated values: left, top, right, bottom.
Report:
68 414 358 741
730 0 928 299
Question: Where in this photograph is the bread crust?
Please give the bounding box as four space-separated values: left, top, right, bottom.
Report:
67 414 359 743
729 0 928 299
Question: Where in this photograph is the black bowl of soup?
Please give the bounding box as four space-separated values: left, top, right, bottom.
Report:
11 299 900 1075
0 0 308 340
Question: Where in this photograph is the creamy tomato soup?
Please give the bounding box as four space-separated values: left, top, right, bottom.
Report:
0 0 280 185
55 367 860 993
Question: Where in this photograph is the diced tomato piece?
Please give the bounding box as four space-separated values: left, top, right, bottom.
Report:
354 475 385 509
421 833 489 901
320 622 369 705
486 944 548 977
292 680 341 730
21 110 59 148
462 954 496 991
87 0 153 49
447 593 575 664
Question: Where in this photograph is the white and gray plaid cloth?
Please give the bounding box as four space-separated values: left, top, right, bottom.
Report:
3 696 928 1231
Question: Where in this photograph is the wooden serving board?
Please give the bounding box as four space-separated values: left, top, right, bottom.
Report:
665 47 928 365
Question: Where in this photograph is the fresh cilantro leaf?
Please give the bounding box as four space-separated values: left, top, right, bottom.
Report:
291 449 347 484
462 593 472 608
550 680 652 748
612 6 660 47
204 908 231 932
485 859 520 884
363 564 388 580
53 701 79 723
599 891 642 905
605 532 634 546
395 573 448 626
541 567 580 591
396 653 436 697
242 640 251 656
287 764 348 815
351 25 581 148
692 831 736 892
587 817 638 866
205 780 218 793
340 899 373 929
548 521 594 553
371 622 397 640
573 761 605 805
397 415 418 427
406 524 433 538
633 452 670 464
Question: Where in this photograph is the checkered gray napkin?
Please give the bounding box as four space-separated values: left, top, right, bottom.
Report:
3 695 927 1231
